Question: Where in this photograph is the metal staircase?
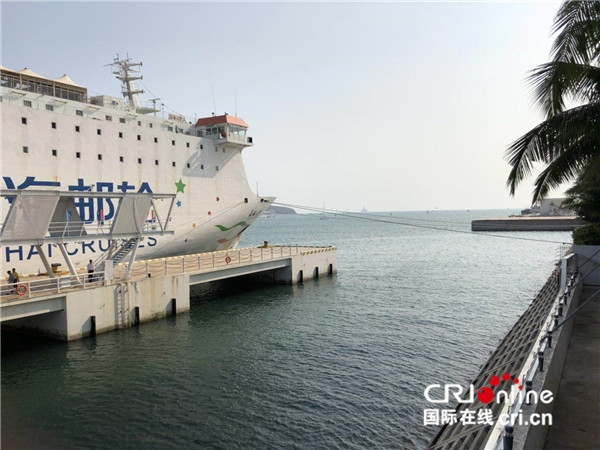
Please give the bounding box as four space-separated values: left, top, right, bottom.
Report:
92 238 138 268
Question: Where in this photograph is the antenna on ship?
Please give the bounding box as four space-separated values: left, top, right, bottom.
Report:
106 55 158 115
149 98 161 117
208 69 217 114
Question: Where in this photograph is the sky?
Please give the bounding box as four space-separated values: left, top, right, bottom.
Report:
2 1 564 211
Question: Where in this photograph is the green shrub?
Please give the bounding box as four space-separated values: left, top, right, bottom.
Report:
573 223 600 245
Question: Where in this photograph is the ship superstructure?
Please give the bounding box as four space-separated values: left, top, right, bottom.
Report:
1 57 273 274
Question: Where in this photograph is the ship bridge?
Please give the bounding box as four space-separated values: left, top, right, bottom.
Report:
195 114 253 148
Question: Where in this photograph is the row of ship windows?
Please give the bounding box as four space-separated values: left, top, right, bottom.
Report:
20 146 217 170
22 99 182 132
21 117 195 147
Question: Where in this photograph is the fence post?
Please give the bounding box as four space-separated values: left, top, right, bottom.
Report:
146 263 149 278
56 278 60 293
261 248 263 260
198 256 201 270
182 258 185 273
239 251 241 264
27 281 31 298
165 260 167 275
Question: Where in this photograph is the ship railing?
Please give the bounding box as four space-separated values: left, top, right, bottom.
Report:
43 219 163 238
0 271 107 301
114 245 307 279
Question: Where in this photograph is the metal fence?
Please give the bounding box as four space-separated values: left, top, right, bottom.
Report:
0 271 106 300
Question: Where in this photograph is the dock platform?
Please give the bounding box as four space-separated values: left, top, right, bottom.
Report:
0 245 337 341
471 216 586 232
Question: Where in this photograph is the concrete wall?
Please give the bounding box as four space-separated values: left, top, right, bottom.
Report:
572 245 600 286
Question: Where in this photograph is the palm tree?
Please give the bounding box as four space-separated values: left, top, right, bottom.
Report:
506 0 600 204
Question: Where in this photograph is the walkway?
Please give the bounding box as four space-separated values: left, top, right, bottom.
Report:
544 286 600 450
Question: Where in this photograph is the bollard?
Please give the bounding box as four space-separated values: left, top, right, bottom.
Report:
538 351 544 372
546 331 552 349
503 425 514 450
553 315 559 328
558 304 563 317
563 293 568 305
525 380 533 404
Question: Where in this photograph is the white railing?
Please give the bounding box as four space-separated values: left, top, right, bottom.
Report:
0 271 106 301
115 245 303 279
0 219 163 239
490 253 579 450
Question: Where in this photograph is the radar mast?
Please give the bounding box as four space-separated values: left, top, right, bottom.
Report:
106 55 158 115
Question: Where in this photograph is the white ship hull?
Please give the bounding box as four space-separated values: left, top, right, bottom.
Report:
1 64 273 274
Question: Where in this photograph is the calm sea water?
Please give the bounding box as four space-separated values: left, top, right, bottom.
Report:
1 210 571 449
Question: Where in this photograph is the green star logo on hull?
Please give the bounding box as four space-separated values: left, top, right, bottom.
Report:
175 179 186 193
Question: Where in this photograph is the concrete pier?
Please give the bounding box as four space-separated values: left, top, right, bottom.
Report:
471 216 586 232
0 245 337 341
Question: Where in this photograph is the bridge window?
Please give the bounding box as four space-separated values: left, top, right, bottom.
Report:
46 104 53 111
97 129 102 135
21 117 27 124
98 154 102 160
76 110 83 116
154 137 158 143
119 118 126 124
186 142 190 148
105 115 112 121
119 132 123 138
138 158 142 164
23 146 29 154
76 152 81 158
52 149 57 157
23 100 32 107
120 156 124 162
155 160 159 165
137 135 141 141
172 140 175 146
172 161 176 167
51 122 56 129
149 123 153 128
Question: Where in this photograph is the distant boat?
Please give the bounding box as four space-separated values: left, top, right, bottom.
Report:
361 206 368 213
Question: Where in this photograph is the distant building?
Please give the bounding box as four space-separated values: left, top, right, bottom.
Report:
522 198 574 216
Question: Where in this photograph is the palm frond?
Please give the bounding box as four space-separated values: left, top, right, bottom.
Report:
506 101 600 195
531 136 599 202
528 61 600 118
551 1 600 64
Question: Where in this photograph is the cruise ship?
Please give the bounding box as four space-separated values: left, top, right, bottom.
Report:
1 57 274 274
